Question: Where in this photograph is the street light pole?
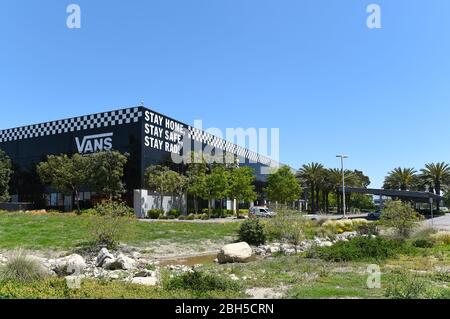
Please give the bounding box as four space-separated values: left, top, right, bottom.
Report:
336 154 349 218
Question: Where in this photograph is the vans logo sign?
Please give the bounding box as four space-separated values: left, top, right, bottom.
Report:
75 133 113 154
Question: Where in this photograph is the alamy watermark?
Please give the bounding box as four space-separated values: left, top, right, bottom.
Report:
167 119 281 175
367 4 382 29
66 4 81 29
366 264 381 289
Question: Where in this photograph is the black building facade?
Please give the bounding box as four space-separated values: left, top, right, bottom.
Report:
0 106 278 212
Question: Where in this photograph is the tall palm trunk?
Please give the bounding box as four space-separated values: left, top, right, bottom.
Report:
315 186 320 212
435 181 441 212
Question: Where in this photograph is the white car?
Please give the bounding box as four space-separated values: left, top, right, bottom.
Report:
249 207 277 218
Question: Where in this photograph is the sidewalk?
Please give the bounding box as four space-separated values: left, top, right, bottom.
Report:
303 213 368 220
421 214 450 231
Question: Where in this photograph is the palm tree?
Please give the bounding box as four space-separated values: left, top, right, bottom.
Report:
420 162 450 212
324 168 343 213
383 167 418 191
297 163 325 213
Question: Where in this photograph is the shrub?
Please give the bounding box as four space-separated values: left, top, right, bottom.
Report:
200 213 209 220
381 200 421 238
209 208 224 218
186 214 195 220
238 209 248 217
238 218 267 246
89 202 132 248
0 250 48 283
79 208 97 215
224 210 234 217
322 219 354 234
94 201 135 217
308 237 414 262
385 272 444 299
163 270 240 292
412 239 434 248
265 212 312 244
351 218 369 227
167 209 181 218
430 231 450 245
201 208 209 215
147 209 163 219
357 223 380 236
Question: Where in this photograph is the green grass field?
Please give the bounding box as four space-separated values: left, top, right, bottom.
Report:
0 212 240 250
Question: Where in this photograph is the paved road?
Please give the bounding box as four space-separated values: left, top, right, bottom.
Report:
303 213 368 220
422 214 450 231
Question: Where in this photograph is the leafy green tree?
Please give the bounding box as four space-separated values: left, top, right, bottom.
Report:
88 151 128 201
267 165 301 208
443 192 450 208
341 169 369 213
162 169 187 213
384 167 418 191
186 153 208 214
37 154 90 213
420 162 450 212
228 166 257 217
146 165 173 211
353 170 371 188
0 149 12 202
381 200 421 238
204 165 230 216
349 194 376 211
173 172 189 213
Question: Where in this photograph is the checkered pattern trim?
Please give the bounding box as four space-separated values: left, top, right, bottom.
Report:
187 126 277 167
0 107 142 143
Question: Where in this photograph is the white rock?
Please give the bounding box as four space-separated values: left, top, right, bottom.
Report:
65 275 86 288
103 253 136 270
283 248 296 255
254 248 266 255
319 241 333 247
96 248 114 267
53 254 86 276
229 274 239 281
107 270 128 280
217 242 253 264
131 252 142 259
131 277 158 286
268 246 280 254
133 269 155 278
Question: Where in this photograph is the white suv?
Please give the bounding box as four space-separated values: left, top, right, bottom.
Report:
249 207 277 218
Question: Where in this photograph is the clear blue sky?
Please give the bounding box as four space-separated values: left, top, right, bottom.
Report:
1 0 450 188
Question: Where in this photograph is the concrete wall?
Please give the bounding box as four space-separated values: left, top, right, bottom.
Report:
134 189 187 218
